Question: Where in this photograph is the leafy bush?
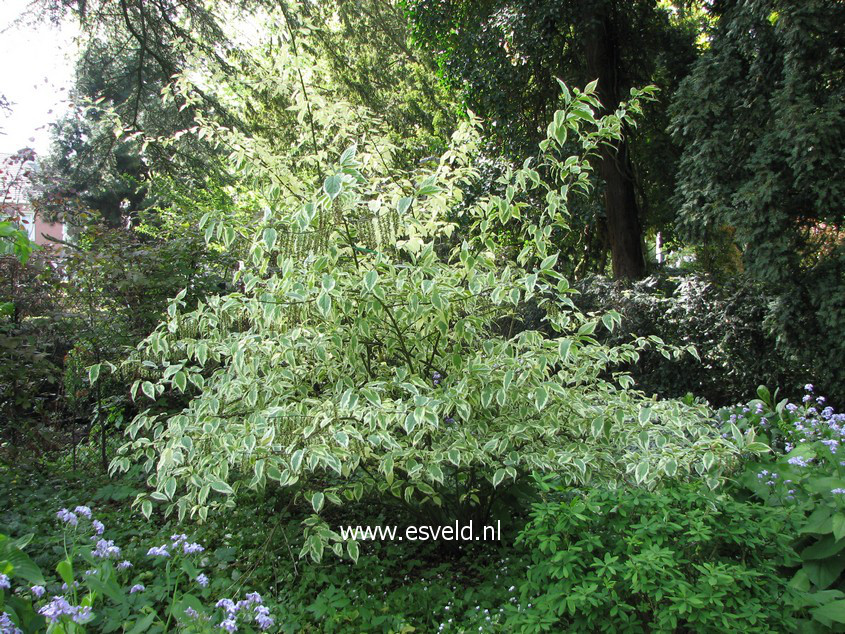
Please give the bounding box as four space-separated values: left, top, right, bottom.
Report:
111 84 756 560
0 505 278 633
727 385 845 630
510 481 801 632
573 272 806 406
0 252 70 460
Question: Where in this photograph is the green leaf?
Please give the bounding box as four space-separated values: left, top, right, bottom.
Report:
638 408 652 424
803 535 845 561
290 449 305 471
2 545 44 585
127 612 157 634
635 461 649 484
339 144 357 166
311 492 325 513
317 291 332 318
558 339 572 362
56 558 73 587
397 196 413 215
210 479 233 495
141 381 156 400
539 253 558 271
812 600 845 624
163 477 176 500
88 364 101 385
492 469 507 488
324 174 342 199
173 371 187 393
363 270 379 292
834 514 845 542
263 227 277 251
417 184 440 196
347 540 359 563
534 386 549 411
403 411 417 435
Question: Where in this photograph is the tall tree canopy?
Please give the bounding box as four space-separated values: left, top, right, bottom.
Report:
406 0 699 279
670 0 845 396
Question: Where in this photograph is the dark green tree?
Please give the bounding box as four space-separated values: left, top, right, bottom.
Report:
669 0 845 400
33 0 242 226
406 0 699 278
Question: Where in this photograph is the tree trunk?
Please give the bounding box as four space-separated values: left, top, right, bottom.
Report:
584 6 646 279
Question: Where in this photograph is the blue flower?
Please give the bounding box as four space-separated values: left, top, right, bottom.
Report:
74 506 92 519
147 546 170 557
0 611 22 634
129 584 145 594
787 456 811 467
220 617 238 633
0 574 9 590
117 560 132 570
183 542 204 555
833 489 845 495
254 605 274 630
197 573 209 588
30 585 46 598
805 384 814 392
216 599 237 614
92 520 105 535
39 596 83 623
93 539 120 559
56 509 78 527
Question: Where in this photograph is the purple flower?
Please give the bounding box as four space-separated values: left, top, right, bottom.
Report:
786 403 798 413
171 534 188 546
56 509 78 527
31 585 46 598
245 592 262 605
805 384 814 392
147 546 170 557
183 542 204 555
0 611 21 634
803 395 813 403
74 506 92 519
833 489 845 495
39 596 76 623
197 573 209 588
73 606 92 624
787 456 811 467
220 618 238 633
254 605 274 630
117 560 132 570
216 599 237 614
92 520 105 535
93 539 120 559
129 584 145 594
0 574 9 590
185 607 200 619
